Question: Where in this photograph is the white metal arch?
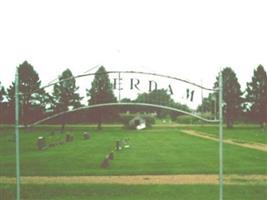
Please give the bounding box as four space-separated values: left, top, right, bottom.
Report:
26 102 219 127
35 70 218 92
14 69 224 200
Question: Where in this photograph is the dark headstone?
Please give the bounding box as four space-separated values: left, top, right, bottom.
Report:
116 140 121 151
83 132 90 140
37 136 46 150
65 134 74 142
108 152 114 160
100 157 109 168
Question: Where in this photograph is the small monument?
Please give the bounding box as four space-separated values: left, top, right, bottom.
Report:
100 156 109 168
37 136 46 150
129 116 146 130
83 132 90 140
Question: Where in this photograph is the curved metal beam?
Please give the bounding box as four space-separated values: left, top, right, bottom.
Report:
27 102 219 127
36 70 217 93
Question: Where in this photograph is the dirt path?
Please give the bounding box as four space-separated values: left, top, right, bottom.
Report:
1 175 266 185
181 129 267 152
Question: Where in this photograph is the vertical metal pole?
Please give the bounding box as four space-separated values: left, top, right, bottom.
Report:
15 67 20 200
214 94 217 120
219 70 223 200
200 79 203 106
200 79 204 114
118 72 121 102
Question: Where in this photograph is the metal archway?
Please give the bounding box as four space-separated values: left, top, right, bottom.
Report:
14 69 224 200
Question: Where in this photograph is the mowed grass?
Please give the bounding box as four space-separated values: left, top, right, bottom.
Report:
1 184 267 200
0 125 266 176
190 125 267 144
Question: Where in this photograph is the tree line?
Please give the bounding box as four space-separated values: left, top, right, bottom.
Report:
0 61 188 130
198 66 267 128
0 62 115 130
0 61 267 129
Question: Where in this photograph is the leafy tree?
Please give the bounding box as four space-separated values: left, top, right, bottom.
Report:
134 89 173 118
169 101 191 121
135 89 190 120
245 65 267 127
87 66 117 130
0 82 6 102
52 68 83 132
0 82 6 124
264 79 267 126
197 93 217 115
120 98 131 103
214 67 242 128
7 61 47 126
135 89 174 106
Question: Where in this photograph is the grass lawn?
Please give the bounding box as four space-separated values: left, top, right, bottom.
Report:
1 183 266 200
1 125 266 200
0 125 266 176
189 125 267 144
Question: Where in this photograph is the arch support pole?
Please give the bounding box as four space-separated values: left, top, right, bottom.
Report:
15 67 21 200
219 70 224 200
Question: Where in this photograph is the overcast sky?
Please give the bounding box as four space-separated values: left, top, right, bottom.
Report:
0 0 267 92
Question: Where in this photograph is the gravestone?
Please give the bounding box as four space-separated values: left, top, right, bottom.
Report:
116 140 121 151
37 136 46 150
100 157 109 168
124 138 130 149
65 134 74 142
108 152 114 160
83 132 90 140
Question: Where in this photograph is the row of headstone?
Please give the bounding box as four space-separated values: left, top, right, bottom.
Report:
37 131 92 151
100 138 131 168
37 133 76 150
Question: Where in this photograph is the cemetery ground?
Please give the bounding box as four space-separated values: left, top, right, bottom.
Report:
0 124 266 199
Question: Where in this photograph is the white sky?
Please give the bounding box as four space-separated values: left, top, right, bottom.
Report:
0 0 267 93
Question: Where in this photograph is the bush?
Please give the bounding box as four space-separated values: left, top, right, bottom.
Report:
175 115 200 124
175 112 216 124
143 115 155 128
119 113 155 129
